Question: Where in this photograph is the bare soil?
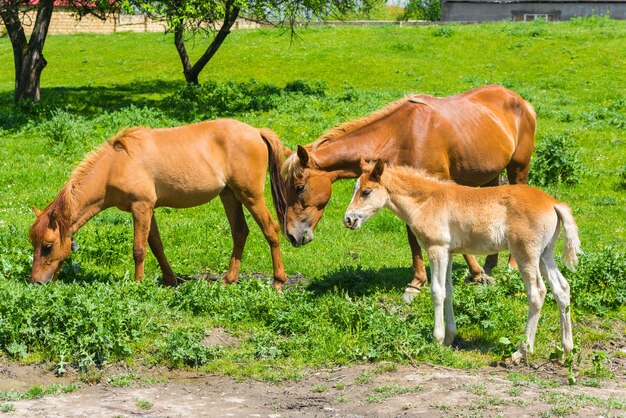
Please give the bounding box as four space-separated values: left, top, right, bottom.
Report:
2 357 625 418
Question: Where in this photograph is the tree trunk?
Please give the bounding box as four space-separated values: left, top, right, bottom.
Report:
0 0 54 102
173 2 241 85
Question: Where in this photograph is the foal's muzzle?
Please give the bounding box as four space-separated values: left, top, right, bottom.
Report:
343 212 363 230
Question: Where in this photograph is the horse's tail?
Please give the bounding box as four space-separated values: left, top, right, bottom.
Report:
554 202 582 271
259 128 287 230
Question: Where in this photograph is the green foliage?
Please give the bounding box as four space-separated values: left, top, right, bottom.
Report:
567 246 626 315
0 384 80 401
162 80 282 121
155 325 224 368
431 26 453 38
397 0 440 21
529 132 582 187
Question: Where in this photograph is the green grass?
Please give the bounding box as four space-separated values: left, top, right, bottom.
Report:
1 20 626 381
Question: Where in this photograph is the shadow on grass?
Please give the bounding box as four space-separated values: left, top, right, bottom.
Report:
307 261 475 298
0 79 184 130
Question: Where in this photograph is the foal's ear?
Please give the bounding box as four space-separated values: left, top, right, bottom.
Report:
370 159 385 182
32 206 42 217
284 146 293 158
296 145 310 168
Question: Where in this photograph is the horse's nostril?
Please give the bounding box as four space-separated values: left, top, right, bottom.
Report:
287 233 297 245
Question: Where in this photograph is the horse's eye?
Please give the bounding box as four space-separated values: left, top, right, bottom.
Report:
41 244 53 256
295 185 305 194
361 189 372 197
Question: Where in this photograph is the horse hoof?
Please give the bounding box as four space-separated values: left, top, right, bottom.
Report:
402 289 419 303
511 350 525 365
465 272 495 285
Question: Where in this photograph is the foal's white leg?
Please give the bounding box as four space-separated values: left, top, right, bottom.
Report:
428 246 449 345
512 259 547 363
444 257 457 345
540 251 574 354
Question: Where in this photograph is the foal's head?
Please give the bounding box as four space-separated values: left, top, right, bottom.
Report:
29 204 73 284
344 159 388 230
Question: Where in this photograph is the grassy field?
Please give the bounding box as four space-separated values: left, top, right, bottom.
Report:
0 18 625 384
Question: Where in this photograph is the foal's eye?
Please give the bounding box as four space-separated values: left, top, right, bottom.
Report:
295 185 305 194
361 189 372 197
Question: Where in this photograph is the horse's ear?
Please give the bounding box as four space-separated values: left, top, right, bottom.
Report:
32 206 42 217
359 157 368 171
297 145 310 168
371 159 385 182
283 146 293 158
48 209 58 230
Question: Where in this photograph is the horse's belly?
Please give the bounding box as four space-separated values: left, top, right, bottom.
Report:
449 226 508 255
155 179 225 208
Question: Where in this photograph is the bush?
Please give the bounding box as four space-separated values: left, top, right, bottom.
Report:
284 80 327 96
155 326 223 368
37 109 94 156
567 246 626 315
163 80 282 121
529 132 582 187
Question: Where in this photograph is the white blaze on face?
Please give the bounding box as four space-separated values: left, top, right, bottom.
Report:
350 178 361 205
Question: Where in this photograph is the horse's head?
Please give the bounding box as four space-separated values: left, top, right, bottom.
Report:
282 146 334 247
344 159 388 230
29 206 73 284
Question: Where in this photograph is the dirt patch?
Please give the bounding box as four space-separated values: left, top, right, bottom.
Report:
2 361 625 417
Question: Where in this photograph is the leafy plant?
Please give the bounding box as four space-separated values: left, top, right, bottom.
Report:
529 132 582 188
155 326 223 368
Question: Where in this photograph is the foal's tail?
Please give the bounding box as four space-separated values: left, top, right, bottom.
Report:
554 203 582 271
259 128 287 230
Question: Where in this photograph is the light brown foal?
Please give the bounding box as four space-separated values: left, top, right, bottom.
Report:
345 160 581 361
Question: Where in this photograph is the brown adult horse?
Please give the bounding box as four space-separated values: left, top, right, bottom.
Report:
29 119 288 290
281 85 536 301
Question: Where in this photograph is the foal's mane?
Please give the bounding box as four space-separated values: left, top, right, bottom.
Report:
29 127 141 244
282 96 412 179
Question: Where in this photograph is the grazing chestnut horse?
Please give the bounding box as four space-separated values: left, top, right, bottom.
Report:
344 160 580 361
282 85 536 302
29 119 288 290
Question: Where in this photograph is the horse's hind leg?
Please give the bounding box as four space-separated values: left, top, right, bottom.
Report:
540 245 573 355
148 215 177 286
512 255 546 363
235 191 287 292
219 189 249 285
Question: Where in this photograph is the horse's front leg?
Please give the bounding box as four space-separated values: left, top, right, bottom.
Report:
239 195 287 292
403 226 428 303
427 246 449 344
131 202 154 282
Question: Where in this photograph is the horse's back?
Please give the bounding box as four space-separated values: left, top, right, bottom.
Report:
107 119 269 208
404 85 535 186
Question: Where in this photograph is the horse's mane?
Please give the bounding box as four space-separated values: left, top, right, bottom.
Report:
281 96 413 179
30 127 143 244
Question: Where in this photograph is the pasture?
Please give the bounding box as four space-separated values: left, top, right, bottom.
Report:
0 17 625 415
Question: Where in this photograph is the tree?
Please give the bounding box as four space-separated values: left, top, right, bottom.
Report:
133 0 380 85
396 0 440 21
0 0 115 102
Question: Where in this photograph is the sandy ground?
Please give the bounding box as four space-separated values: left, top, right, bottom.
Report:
2 358 625 417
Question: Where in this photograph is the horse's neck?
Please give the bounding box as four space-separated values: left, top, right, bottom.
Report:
312 128 400 180
382 170 437 223
67 156 112 233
